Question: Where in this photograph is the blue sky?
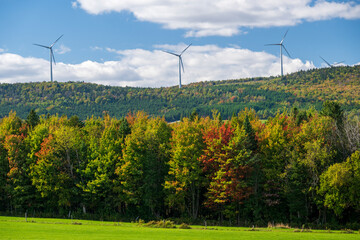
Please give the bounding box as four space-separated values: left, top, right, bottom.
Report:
0 0 359 87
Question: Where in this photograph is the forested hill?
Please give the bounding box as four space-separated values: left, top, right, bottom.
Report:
1 65 359 121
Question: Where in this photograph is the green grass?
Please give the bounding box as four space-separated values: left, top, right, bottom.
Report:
0 216 359 240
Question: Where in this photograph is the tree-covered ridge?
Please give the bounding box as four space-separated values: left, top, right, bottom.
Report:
260 66 360 109
1 104 360 228
0 65 359 121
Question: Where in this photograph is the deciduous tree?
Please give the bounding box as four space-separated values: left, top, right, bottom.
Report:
165 116 207 219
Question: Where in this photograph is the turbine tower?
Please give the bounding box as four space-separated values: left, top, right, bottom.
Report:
266 30 291 77
319 56 344 68
34 34 63 82
162 43 192 88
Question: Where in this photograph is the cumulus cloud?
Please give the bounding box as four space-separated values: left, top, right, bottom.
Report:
74 0 360 37
0 45 314 87
0 53 48 82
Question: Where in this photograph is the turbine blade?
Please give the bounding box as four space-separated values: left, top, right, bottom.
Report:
265 43 280 46
51 49 56 65
33 43 50 49
319 56 332 67
281 29 289 43
334 61 345 66
180 43 192 55
282 45 291 58
50 34 64 47
180 56 185 72
162 50 179 57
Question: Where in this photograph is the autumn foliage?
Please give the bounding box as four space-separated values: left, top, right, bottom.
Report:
0 105 359 227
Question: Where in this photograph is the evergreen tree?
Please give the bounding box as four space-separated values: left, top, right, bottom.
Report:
244 115 257 151
68 115 84 128
320 101 344 128
189 109 199 122
26 109 39 128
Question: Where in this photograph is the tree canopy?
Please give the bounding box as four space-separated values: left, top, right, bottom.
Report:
0 104 359 228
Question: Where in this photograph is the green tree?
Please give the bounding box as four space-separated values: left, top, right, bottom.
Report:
284 113 334 223
243 115 258 151
26 109 40 129
116 112 172 217
165 116 207 219
68 115 84 128
81 115 130 214
319 150 360 216
231 109 263 222
4 132 36 212
257 113 294 220
77 116 104 213
189 109 199 122
320 101 344 128
283 158 309 224
30 118 84 210
0 112 24 212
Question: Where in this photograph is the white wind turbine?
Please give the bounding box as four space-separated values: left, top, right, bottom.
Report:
266 30 291 77
162 43 192 88
34 34 64 82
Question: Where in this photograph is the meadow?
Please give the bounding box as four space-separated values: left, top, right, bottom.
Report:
0 216 359 240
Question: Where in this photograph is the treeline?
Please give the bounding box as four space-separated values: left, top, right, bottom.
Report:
1 102 360 228
0 65 360 121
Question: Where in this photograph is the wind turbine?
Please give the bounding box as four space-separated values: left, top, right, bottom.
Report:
319 56 345 68
162 43 192 88
265 30 291 77
34 34 63 82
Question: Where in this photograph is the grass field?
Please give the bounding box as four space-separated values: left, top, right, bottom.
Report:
0 216 359 240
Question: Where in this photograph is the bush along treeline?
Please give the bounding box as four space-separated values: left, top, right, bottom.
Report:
0 102 360 229
1 65 360 122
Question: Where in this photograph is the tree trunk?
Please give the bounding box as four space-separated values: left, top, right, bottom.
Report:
190 184 200 219
82 204 86 214
66 149 73 177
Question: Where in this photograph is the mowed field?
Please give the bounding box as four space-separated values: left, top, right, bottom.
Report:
0 216 359 240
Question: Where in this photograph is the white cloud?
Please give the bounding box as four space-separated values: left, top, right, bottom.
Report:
71 1 78 8
0 45 314 87
90 46 103 51
55 44 71 55
0 53 48 82
105 47 118 53
74 0 360 37
0 48 5 53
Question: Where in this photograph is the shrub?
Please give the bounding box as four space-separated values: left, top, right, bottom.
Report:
340 229 354 234
137 219 145 225
144 220 176 228
267 222 291 229
179 223 191 229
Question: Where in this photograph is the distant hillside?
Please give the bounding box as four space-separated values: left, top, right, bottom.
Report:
1 65 360 121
